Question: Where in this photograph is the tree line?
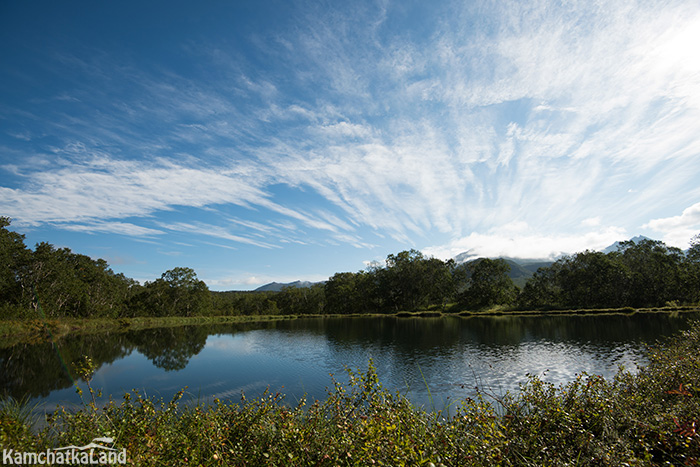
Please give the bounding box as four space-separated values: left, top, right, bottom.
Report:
0 217 211 319
321 239 700 313
1 217 699 319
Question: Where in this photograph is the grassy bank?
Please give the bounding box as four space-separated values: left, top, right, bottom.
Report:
2 319 699 466
384 304 700 318
0 314 301 348
458 304 700 317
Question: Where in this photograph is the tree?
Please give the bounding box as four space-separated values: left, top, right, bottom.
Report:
518 262 564 309
27 243 91 317
556 251 630 308
133 267 211 317
381 250 425 311
688 234 700 262
277 284 325 315
518 238 693 310
324 270 382 314
423 257 457 310
21 243 136 318
325 272 362 315
460 258 518 309
685 234 700 303
0 218 30 316
380 250 455 311
617 239 684 307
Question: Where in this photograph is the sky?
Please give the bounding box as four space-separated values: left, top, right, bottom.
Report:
1 0 700 290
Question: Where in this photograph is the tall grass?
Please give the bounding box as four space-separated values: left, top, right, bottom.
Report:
0 396 41 449
2 321 699 466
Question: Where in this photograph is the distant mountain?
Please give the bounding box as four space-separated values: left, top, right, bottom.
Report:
499 259 551 288
601 235 652 254
253 280 318 292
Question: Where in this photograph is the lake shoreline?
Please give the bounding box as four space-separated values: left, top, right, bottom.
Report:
2 305 698 347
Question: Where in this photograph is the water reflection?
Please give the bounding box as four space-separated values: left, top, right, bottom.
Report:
1 313 696 411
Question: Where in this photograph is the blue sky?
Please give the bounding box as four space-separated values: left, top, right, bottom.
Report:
2 0 700 290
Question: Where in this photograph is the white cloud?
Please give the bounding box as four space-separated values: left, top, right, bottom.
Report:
227 218 278 234
57 221 164 237
581 217 601 228
157 221 280 249
0 156 270 226
330 233 377 249
254 198 345 233
645 202 700 231
239 74 278 99
316 122 372 139
1 151 372 247
643 202 700 247
243 276 266 286
424 224 627 261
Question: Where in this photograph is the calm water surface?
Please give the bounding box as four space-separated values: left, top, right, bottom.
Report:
1 313 697 412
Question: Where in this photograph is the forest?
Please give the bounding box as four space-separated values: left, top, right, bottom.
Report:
1 217 699 320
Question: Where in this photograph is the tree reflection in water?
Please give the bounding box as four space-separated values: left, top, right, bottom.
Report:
128 326 208 371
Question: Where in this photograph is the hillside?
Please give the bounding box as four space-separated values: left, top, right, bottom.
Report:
459 258 553 288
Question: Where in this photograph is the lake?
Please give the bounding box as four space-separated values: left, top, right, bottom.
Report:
1 313 697 414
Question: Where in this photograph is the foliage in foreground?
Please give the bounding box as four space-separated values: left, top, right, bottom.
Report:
2 321 700 466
